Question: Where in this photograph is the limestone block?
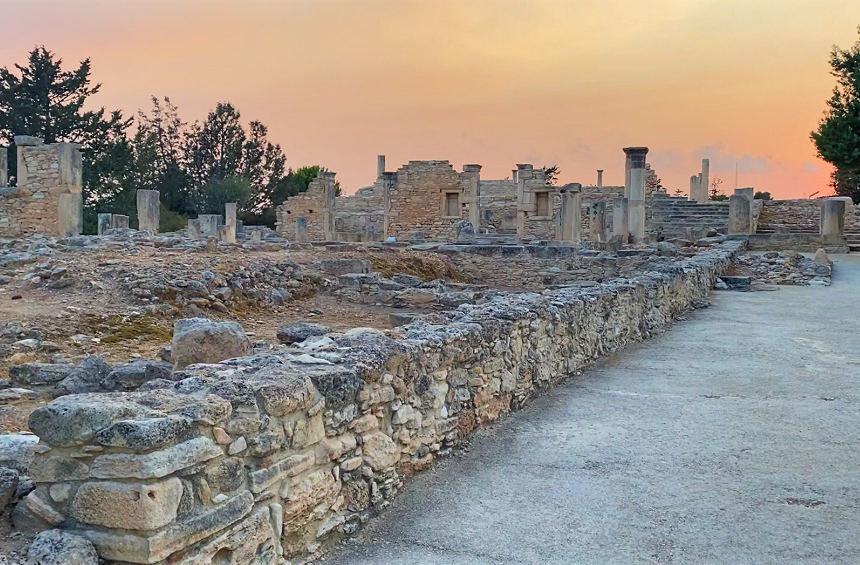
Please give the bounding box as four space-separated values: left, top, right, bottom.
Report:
361 431 400 471
171 318 250 370
94 415 193 451
90 436 223 480
97 213 111 235
27 529 98 565
58 193 83 237
137 190 160 234
71 478 183 530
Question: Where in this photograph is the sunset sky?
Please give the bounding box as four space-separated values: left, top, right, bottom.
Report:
3 0 859 197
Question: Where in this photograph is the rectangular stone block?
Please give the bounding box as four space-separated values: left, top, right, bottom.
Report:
98 213 112 236
58 192 83 237
71 478 182 530
111 214 130 229
90 437 223 480
137 190 160 234
198 214 221 238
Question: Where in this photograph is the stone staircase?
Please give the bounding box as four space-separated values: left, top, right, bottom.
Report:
648 196 730 237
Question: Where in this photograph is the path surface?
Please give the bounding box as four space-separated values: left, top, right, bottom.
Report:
326 255 860 565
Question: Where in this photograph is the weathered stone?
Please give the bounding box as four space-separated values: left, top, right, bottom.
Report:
23 491 64 525
28 395 147 447
29 455 89 483
80 490 254 564
292 413 325 448
256 375 317 417
27 529 99 565
172 318 250 369
276 322 331 344
0 467 19 510
0 432 39 472
9 363 76 386
361 431 400 471
205 457 245 493
227 436 247 456
71 477 183 530
101 359 173 391
90 436 223 479
95 415 193 451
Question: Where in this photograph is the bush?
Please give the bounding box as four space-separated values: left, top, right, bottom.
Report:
197 176 252 215
754 191 772 200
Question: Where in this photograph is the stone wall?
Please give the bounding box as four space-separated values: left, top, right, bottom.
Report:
333 184 386 242
19 241 741 565
478 180 517 233
758 199 856 231
0 140 82 237
387 161 467 241
275 173 336 241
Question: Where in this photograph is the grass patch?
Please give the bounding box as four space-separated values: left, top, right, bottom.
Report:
80 314 173 344
369 253 470 282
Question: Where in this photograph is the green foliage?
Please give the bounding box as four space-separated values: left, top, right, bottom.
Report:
197 176 252 215
159 204 188 233
811 27 860 203
542 165 560 186
754 191 772 200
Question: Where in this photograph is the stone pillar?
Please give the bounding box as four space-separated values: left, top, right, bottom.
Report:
295 217 308 242
821 198 846 237
97 213 111 235
733 188 754 231
322 172 337 241
558 183 582 243
0 147 6 187
462 164 482 233
701 159 710 203
624 154 632 199
613 197 629 239
111 215 129 229
829 196 854 228
689 176 698 201
597 170 604 188
624 147 648 241
377 155 385 179
197 214 221 238
58 193 83 237
187 219 202 239
137 190 160 234
382 171 396 239
728 195 751 234
590 201 607 242
224 202 237 242
515 164 533 241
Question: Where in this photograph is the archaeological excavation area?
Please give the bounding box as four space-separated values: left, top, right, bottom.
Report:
0 141 856 564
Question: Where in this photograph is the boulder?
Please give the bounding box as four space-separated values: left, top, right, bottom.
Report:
171 318 250 370
276 322 331 345
53 356 112 396
101 359 173 391
814 248 832 266
0 433 39 473
0 467 19 510
27 530 99 565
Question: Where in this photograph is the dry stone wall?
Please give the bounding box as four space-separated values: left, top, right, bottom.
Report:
0 140 82 238
387 161 466 241
19 241 741 565
759 199 856 231
275 175 333 241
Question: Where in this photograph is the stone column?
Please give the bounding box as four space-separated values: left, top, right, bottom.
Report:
137 190 160 234
590 201 607 242
322 171 337 241
111 215 129 229
187 219 202 239
558 183 582 243
597 170 604 188
733 188 754 231
197 214 221 238
701 159 710 203
613 197 629 239
829 196 854 229
821 198 846 237
377 155 386 179
58 193 83 237
624 147 648 241
689 176 698 201
0 147 6 187
382 171 396 239
295 217 308 242
224 202 237 242
728 195 751 234
624 154 632 199
97 213 111 235
462 164 482 233
217 224 236 244
515 164 534 241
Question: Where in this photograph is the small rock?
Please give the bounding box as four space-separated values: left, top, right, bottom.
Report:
276 322 331 345
27 529 99 565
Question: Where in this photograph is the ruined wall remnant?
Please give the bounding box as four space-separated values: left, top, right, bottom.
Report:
0 137 83 237
275 171 337 241
759 199 856 232
20 241 741 564
386 160 467 241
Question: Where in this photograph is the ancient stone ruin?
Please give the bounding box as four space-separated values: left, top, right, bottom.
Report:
0 146 855 564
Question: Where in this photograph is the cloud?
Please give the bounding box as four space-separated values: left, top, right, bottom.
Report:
693 144 773 174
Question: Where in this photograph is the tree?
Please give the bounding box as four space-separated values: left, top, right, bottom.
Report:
198 176 252 215
0 47 132 192
646 175 665 194
709 177 728 201
754 191 772 200
542 165 560 186
811 27 860 203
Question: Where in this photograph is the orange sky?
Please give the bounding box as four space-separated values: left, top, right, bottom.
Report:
3 0 859 198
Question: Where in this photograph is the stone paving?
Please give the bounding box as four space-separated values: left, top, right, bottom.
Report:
327 255 860 565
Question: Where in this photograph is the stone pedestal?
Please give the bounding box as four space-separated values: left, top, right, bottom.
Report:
217 224 236 244
733 188 754 231
728 195 751 234
623 147 649 241
58 193 83 237
137 190 160 234
597 170 604 188
111 215 129 229
558 183 582 243
187 219 202 239
821 198 846 236
198 215 221 238
590 201 607 242
613 197 629 239
98 213 112 236
295 217 308 243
